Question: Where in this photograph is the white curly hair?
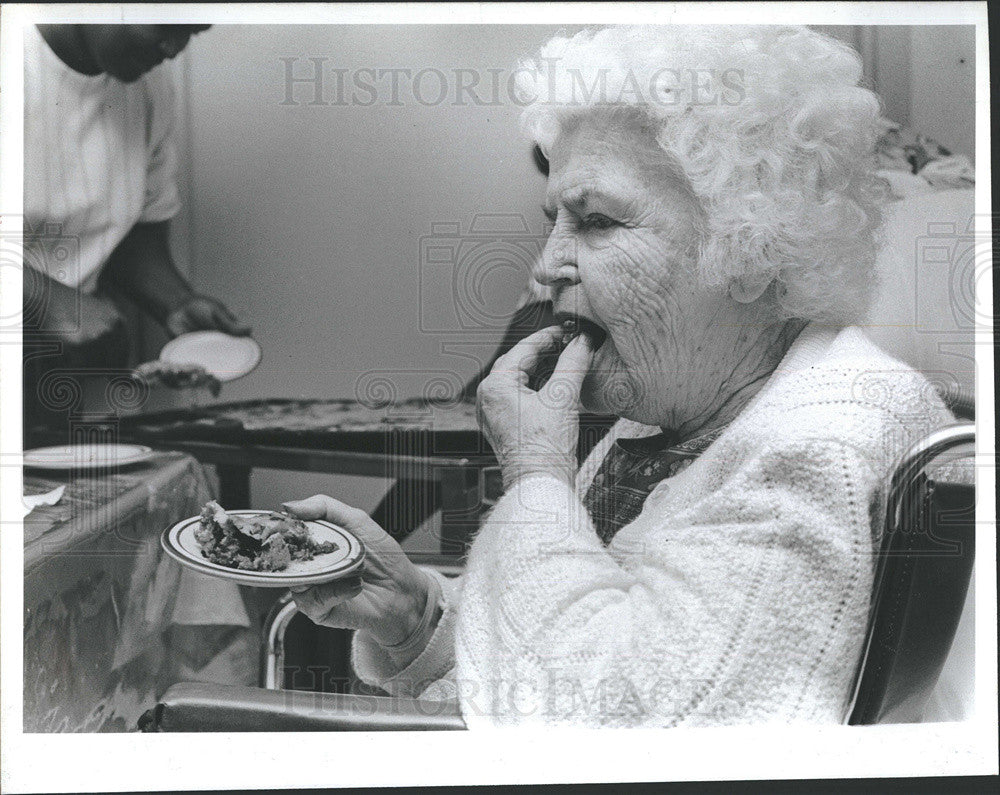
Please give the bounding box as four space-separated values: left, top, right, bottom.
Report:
517 25 887 324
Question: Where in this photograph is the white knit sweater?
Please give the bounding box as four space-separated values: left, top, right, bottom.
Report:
352 325 955 726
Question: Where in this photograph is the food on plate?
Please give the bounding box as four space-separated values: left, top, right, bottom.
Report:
135 360 222 396
194 501 338 571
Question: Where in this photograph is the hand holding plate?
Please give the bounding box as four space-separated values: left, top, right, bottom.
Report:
282 495 434 656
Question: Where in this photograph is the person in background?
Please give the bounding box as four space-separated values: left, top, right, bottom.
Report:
21 23 261 691
23 24 248 433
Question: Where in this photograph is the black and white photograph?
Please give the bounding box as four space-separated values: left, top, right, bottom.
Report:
0 2 994 791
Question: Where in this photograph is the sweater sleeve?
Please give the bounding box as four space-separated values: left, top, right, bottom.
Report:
453 435 881 728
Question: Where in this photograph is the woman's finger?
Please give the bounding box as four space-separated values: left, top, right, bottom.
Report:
282 494 369 529
297 574 364 601
543 333 593 404
550 332 593 381
282 495 397 554
292 575 365 623
491 325 562 382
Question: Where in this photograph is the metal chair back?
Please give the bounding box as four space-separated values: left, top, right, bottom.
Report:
846 422 976 724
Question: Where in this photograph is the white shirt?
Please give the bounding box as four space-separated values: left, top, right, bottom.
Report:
24 25 181 295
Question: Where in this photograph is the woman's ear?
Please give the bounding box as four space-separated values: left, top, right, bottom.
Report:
729 274 773 303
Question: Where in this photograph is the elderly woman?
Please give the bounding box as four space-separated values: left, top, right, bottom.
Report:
286 25 953 727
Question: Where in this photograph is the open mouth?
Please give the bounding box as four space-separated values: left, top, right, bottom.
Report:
554 312 608 351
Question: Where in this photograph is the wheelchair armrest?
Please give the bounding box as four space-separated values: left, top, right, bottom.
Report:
138 682 466 732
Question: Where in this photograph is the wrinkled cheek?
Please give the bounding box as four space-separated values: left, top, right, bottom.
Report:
579 347 638 416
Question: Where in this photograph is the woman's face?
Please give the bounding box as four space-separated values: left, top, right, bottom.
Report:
536 113 739 428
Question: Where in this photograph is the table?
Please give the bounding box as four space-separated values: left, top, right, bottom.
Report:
23 451 272 732
104 398 499 555
27 397 617 555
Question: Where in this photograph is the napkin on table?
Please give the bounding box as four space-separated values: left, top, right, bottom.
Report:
22 485 66 518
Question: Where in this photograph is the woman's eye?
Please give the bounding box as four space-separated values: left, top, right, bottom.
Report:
581 213 619 231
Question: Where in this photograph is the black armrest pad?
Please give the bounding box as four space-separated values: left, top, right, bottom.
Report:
139 683 465 732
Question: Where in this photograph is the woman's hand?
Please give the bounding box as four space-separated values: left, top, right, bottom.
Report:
477 326 594 490
283 495 433 654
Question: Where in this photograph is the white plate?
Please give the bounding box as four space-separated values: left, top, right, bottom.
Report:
160 331 261 382
24 444 155 470
162 510 366 588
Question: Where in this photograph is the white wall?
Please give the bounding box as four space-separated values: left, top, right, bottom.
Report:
184 26 576 402
908 26 976 159
863 189 976 393
812 25 975 159
178 25 577 527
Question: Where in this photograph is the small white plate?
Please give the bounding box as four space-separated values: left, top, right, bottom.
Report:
24 444 155 470
162 510 365 588
160 331 261 382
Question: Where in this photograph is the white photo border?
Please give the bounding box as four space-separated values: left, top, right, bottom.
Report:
1 3 995 792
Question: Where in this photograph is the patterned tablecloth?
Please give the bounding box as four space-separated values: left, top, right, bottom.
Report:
23 451 274 732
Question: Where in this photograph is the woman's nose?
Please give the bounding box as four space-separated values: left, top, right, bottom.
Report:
533 232 580 288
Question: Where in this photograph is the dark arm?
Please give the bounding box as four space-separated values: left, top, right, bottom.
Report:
23 260 124 346
99 220 193 325
100 220 249 336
